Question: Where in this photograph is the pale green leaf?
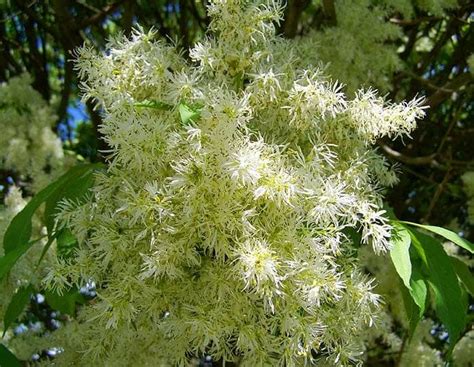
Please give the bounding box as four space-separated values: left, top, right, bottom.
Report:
178 103 200 125
390 223 412 289
402 221 473 254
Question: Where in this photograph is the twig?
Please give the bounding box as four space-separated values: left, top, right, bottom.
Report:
322 0 337 27
389 16 442 26
76 0 126 30
378 143 438 166
422 165 451 223
425 72 472 108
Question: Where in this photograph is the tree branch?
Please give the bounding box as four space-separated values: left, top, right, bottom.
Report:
322 0 337 27
76 0 125 30
425 72 472 108
281 0 310 38
378 143 438 166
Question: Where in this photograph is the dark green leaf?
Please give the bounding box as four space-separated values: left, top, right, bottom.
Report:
45 288 85 315
56 228 78 260
0 344 21 367
450 256 474 296
43 163 104 234
400 277 420 337
402 221 473 254
3 177 63 254
3 285 33 337
409 228 467 346
400 265 427 337
0 239 40 281
390 223 412 289
1 164 103 280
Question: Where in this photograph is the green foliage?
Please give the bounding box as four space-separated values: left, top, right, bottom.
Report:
402 221 473 254
411 228 467 348
390 221 472 349
178 103 201 125
0 239 40 281
0 344 21 367
0 163 103 281
134 99 173 110
0 163 103 344
2 284 33 337
450 256 474 296
45 288 85 316
389 223 412 289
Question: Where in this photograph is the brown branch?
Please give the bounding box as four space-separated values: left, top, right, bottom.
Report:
57 57 74 125
379 143 438 166
389 16 442 26
422 166 451 223
121 0 135 37
322 0 337 27
76 0 125 30
23 13 51 100
401 70 454 93
425 72 472 108
281 0 310 38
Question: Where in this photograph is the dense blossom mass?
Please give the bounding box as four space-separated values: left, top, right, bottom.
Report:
0 74 66 192
0 75 65 342
38 1 428 365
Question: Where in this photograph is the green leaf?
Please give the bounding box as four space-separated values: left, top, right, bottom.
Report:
56 228 78 260
400 265 427 337
178 103 200 125
409 228 467 346
45 288 85 315
3 177 63 254
3 284 33 337
402 221 473 254
400 278 420 337
134 99 172 110
45 288 85 316
0 239 41 281
43 163 104 234
0 344 21 367
408 266 428 318
390 223 412 289
1 163 103 280
450 257 474 296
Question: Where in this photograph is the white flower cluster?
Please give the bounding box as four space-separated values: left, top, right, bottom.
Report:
42 1 425 365
0 75 67 353
0 73 65 192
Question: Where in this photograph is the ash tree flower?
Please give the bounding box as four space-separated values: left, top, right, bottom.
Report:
0 74 68 192
41 1 426 366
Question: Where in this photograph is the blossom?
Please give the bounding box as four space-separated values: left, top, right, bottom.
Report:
39 1 427 365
